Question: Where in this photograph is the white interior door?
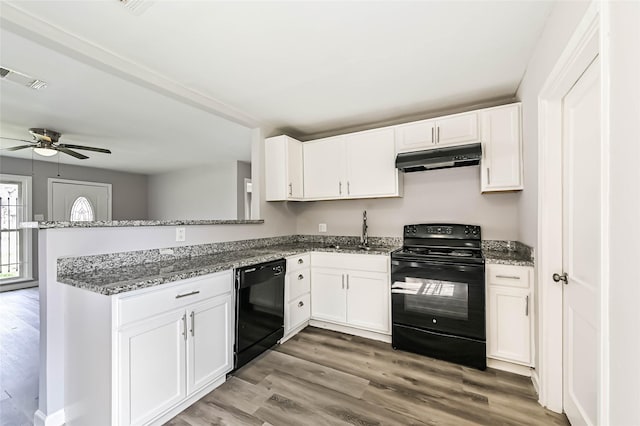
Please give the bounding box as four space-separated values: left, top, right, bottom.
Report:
49 179 112 221
561 56 600 426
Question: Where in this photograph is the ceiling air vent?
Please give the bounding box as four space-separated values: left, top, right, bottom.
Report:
119 0 154 16
0 66 48 90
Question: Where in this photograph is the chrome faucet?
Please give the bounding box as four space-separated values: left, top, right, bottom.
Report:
360 210 369 247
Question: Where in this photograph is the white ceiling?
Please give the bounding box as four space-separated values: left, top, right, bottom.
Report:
0 0 554 174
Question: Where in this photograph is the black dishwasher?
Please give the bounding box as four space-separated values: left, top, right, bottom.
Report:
234 259 285 370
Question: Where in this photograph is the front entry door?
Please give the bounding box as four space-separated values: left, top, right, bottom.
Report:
561 56 600 425
49 179 112 221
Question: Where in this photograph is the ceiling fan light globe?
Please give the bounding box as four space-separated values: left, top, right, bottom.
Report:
33 147 58 157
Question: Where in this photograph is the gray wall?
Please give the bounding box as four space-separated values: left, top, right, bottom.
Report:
148 161 242 220
0 156 149 220
292 166 520 240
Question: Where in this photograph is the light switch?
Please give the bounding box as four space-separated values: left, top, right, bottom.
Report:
175 227 186 242
319 223 327 233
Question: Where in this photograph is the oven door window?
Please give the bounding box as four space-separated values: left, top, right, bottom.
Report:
392 278 469 320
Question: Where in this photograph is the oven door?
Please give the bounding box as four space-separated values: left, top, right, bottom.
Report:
391 259 485 340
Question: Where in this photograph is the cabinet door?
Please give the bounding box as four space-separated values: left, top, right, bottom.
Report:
345 271 390 333
119 310 187 426
487 286 531 365
287 137 304 199
481 104 523 191
310 268 347 323
394 119 435 153
435 112 480 146
187 295 233 394
345 128 398 198
303 136 346 199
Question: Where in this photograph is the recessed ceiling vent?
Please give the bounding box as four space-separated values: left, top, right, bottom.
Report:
119 0 154 15
0 66 48 90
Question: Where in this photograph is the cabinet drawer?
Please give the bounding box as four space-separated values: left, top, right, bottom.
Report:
287 294 311 331
487 264 530 288
288 268 310 302
312 252 388 273
117 271 233 327
287 254 310 272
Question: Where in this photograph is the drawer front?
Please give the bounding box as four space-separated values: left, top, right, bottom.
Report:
288 268 311 302
312 252 388 273
118 270 233 327
287 254 310 272
287 294 311 331
487 264 530 288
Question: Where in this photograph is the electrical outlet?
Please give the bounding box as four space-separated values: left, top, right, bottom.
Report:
175 227 186 242
319 223 327 233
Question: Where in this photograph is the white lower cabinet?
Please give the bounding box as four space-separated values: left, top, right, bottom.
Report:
486 264 533 367
283 255 311 339
64 270 234 426
311 253 390 334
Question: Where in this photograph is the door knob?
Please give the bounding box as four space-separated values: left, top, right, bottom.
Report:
552 272 568 284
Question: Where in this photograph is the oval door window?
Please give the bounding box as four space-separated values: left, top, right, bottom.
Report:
69 196 95 221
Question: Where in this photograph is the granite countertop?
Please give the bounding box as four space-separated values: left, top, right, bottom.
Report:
482 241 534 267
57 242 399 296
38 219 264 229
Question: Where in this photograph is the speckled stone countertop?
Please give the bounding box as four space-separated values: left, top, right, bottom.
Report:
57 237 400 296
38 219 264 229
482 240 534 267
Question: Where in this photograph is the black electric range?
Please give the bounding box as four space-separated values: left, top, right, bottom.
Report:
391 223 486 370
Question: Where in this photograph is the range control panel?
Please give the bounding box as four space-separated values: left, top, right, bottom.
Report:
404 224 481 240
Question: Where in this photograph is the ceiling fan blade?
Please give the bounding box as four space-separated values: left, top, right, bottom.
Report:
58 144 111 154
3 144 35 151
56 147 89 160
0 137 35 144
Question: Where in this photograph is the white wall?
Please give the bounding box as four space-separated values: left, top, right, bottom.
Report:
293 166 520 240
607 1 640 423
516 1 590 248
148 162 239 220
515 0 589 374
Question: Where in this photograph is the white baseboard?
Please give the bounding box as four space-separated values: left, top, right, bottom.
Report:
280 322 309 344
531 370 540 395
309 320 391 343
34 408 65 426
487 358 533 376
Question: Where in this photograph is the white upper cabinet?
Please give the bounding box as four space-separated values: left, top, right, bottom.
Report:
480 103 523 192
395 111 479 153
345 128 399 198
303 136 346 199
265 135 305 201
303 129 400 200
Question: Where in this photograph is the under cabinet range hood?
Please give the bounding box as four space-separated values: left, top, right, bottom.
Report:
395 143 482 172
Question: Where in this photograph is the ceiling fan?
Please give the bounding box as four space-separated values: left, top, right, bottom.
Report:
0 128 111 159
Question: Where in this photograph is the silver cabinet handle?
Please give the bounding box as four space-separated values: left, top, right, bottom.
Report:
298 301 304 308
436 126 440 144
176 290 200 299
182 314 187 340
431 127 435 144
339 181 342 195
288 182 292 196
298 274 304 280
525 295 529 317
346 274 349 290
496 275 520 280
486 168 491 185
190 311 195 336
297 258 304 264
341 274 345 289
347 181 350 195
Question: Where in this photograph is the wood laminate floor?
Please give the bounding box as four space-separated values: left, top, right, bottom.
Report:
0 287 39 426
168 327 569 426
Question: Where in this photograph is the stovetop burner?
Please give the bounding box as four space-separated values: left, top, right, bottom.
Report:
392 223 484 265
